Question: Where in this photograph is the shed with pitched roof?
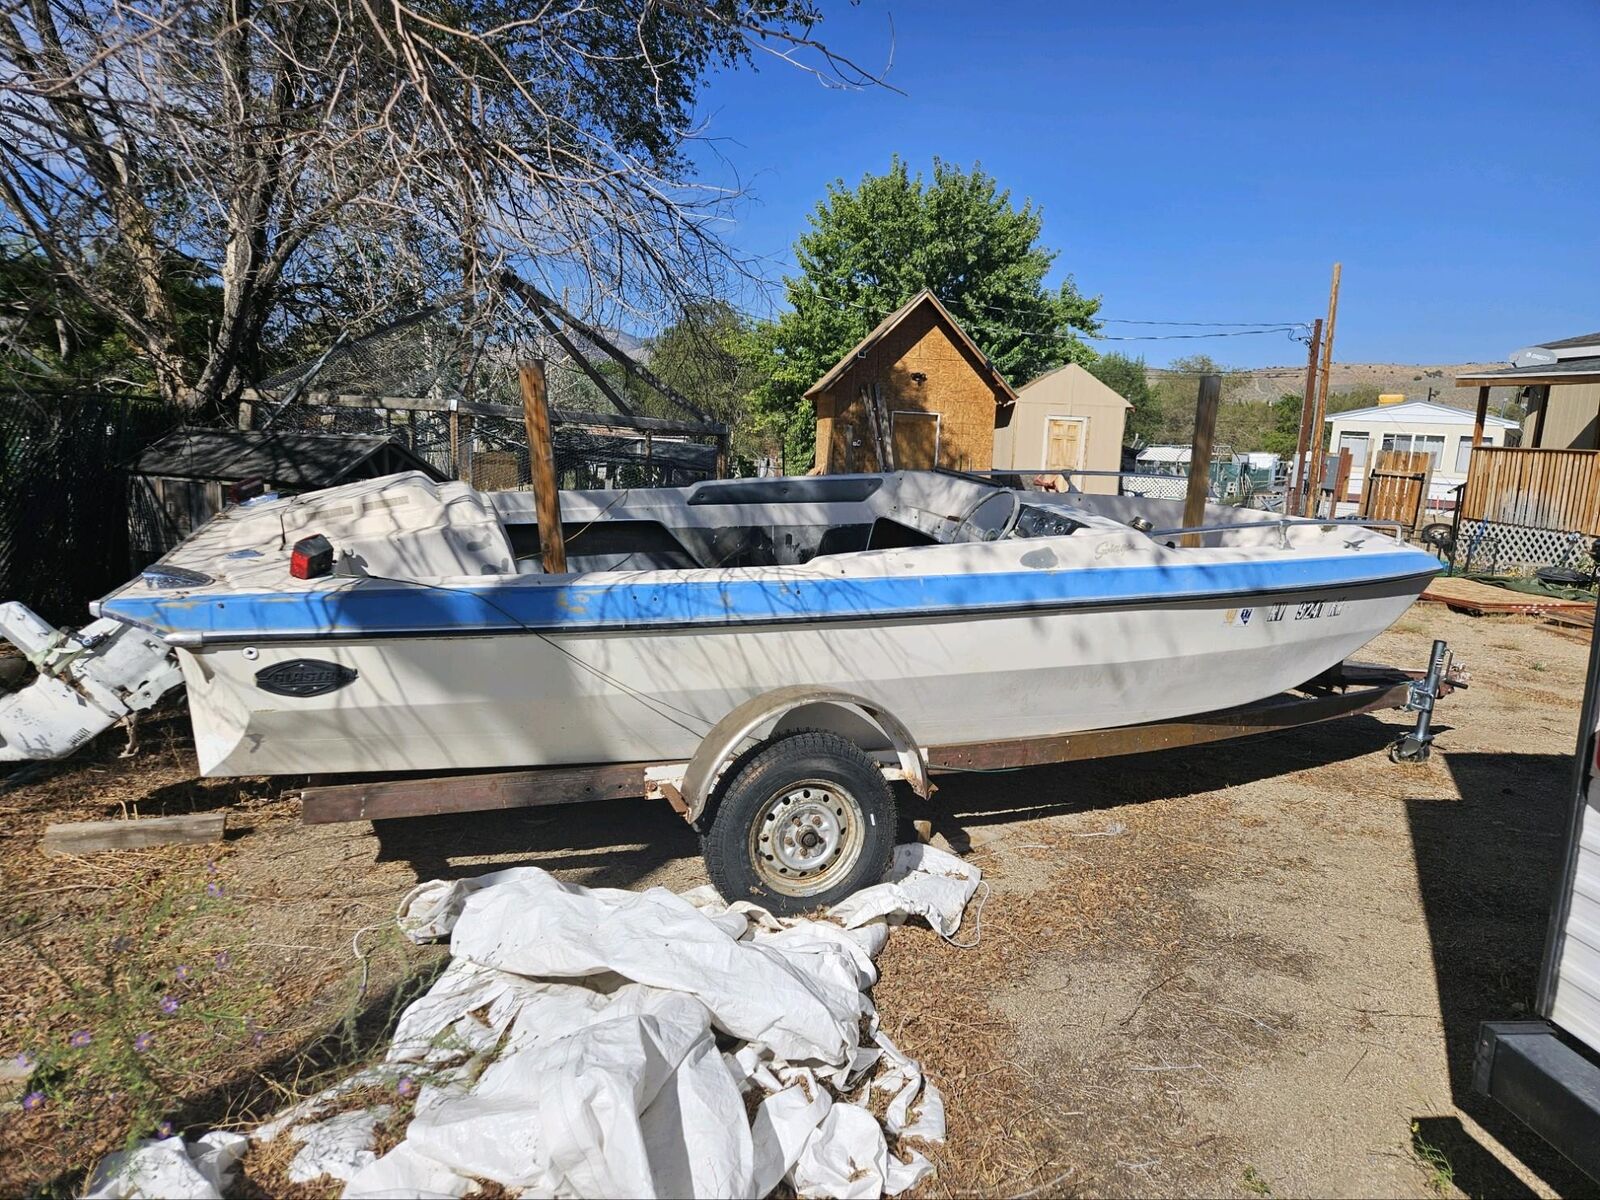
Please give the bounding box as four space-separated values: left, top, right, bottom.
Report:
805 290 1016 474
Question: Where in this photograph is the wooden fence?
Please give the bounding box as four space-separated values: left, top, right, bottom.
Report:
1460 447 1600 534
1360 449 1433 531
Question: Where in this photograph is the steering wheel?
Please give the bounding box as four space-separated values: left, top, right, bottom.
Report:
951 488 1022 544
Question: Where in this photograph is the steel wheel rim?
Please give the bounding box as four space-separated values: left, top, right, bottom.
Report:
749 779 866 897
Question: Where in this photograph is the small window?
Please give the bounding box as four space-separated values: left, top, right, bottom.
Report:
1381 432 1444 469
1339 432 1369 469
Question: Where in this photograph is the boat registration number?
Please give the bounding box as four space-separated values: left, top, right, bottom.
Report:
1264 599 1344 623
1225 599 1345 626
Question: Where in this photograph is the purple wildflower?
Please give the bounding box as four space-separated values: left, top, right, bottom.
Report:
133 1032 154 1053
205 860 218 874
68 1029 90 1048
205 882 224 899
175 964 191 982
160 995 179 1016
13 1051 33 1070
157 1120 173 1138
397 1076 416 1098
22 1091 44 1112
214 950 231 971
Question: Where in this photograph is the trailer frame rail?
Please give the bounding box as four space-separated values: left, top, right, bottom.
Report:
299 648 1463 826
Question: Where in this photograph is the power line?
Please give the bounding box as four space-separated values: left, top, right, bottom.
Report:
749 255 1312 332
795 287 1311 345
1084 327 1308 342
1098 318 1312 329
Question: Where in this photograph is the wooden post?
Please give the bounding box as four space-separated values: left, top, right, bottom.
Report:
449 406 460 479
1290 317 1323 515
1182 374 1222 546
1305 263 1342 506
519 361 567 574
44 813 225 855
1472 385 1490 447
1531 385 1549 448
458 413 475 485
713 429 731 479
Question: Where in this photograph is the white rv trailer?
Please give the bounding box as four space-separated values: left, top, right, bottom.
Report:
1475 629 1600 1181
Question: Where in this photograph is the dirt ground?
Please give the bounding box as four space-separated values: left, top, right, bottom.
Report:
1 605 1595 1197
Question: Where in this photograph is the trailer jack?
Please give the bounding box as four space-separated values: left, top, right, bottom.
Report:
1389 639 1462 764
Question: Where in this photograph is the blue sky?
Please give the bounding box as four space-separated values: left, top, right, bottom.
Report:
691 0 1598 368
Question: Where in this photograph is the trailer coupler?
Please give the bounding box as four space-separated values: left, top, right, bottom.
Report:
1388 638 1461 764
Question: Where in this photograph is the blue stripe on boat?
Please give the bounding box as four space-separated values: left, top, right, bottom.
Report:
99 549 1439 641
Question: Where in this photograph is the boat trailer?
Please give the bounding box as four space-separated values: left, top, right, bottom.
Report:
299 639 1466 827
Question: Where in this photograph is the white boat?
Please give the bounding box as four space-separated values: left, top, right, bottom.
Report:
84 469 1440 778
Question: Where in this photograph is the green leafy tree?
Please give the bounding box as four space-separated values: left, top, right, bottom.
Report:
1137 355 1267 448
0 1 864 414
1088 352 1158 446
749 157 1101 470
1 247 220 392
1261 393 1305 456
649 300 768 464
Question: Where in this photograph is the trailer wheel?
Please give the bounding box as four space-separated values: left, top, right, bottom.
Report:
701 730 897 916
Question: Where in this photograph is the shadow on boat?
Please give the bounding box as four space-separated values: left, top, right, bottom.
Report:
1404 749 1592 1198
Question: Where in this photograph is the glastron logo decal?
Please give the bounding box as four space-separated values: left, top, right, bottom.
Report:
255 659 358 698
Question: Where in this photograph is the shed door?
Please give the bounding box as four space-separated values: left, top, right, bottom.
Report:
891 411 940 470
1044 416 1087 471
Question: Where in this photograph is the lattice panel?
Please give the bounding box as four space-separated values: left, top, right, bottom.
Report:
1452 519 1591 575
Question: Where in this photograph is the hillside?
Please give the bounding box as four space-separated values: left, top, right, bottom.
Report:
1211 361 1510 407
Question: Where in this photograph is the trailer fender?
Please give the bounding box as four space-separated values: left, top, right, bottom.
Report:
680 687 930 824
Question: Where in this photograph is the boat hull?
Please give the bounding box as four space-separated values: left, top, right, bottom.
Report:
182 574 1428 776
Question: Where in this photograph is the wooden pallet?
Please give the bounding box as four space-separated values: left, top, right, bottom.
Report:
1543 608 1596 632
1420 575 1596 617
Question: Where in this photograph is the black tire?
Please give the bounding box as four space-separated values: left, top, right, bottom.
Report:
701 729 897 916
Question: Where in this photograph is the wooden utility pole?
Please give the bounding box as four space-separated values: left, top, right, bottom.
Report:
1470 384 1492 448
1304 263 1342 515
519 361 567 574
1182 373 1223 546
1289 317 1323 515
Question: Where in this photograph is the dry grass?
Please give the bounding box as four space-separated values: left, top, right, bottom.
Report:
1 609 1588 1197
0 704 442 1194
875 779 1321 1198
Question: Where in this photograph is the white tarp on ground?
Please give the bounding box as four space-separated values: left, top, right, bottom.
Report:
89 845 980 1199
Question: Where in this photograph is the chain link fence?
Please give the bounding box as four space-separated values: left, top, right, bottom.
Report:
0 389 180 624
260 399 717 491
254 309 724 491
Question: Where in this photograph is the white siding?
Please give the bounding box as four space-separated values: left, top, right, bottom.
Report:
1550 755 1600 1051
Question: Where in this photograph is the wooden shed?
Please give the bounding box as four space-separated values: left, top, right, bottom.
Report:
992 363 1131 494
807 290 1016 474
127 428 448 567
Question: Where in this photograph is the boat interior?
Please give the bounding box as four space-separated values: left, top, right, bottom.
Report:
157 469 1351 590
